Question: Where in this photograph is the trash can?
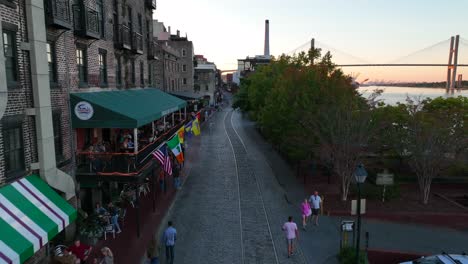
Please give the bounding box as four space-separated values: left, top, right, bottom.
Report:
340 220 355 249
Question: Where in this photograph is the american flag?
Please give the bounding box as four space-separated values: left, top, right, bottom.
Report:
152 145 172 175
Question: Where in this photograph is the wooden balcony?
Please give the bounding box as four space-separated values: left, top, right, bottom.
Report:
72 3 100 39
115 24 132 50
147 40 158 60
146 0 156 9
45 0 73 29
132 32 143 54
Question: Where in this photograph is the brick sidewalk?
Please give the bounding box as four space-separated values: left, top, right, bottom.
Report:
87 130 202 264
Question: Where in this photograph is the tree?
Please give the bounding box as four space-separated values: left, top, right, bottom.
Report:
380 96 468 204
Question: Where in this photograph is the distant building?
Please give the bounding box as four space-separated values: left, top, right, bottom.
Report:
194 56 218 104
153 21 194 92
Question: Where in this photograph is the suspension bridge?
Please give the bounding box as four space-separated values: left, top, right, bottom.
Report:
287 35 468 90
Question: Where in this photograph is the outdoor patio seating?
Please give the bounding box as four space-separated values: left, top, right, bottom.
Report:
104 223 115 240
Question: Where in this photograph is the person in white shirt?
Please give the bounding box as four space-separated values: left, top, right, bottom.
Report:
282 216 299 258
309 191 322 226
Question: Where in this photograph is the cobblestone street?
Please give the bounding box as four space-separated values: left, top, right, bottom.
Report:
160 105 468 264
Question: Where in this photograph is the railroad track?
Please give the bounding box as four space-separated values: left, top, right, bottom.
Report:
223 110 280 264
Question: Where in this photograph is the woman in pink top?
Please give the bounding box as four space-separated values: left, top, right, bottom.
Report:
300 198 311 230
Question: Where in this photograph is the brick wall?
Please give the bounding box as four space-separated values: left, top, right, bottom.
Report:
0 0 38 185
169 40 194 92
47 0 156 173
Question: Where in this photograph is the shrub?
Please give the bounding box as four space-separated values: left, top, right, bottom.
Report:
338 247 367 264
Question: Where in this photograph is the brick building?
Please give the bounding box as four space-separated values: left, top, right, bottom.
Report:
153 21 194 92
153 40 181 92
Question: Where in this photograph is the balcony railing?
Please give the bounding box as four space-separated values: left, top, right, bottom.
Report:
72 3 100 39
132 32 144 54
147 40 158 60
76 121 186 177
115 24 132 50
146 0 156 9
45 0 72 29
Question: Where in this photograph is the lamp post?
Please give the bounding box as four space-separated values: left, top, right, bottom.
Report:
354 164 367 264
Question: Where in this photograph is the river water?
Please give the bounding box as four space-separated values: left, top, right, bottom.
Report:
358 86 468 105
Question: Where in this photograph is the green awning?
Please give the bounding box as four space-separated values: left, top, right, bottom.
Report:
70 88 187 128
0 175 77 264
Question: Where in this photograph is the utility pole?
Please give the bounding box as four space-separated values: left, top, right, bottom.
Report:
311 38 315 65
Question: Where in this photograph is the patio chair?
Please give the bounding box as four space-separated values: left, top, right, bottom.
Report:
104 223 115 240
52 245 68 257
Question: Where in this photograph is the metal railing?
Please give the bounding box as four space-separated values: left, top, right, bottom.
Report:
132 32 143 54
76 121 186 176
72 3 100 39
45 0 72 29
147 40 158 60
117 24 132 49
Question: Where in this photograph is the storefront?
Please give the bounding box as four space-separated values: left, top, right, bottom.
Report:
69 88 187 238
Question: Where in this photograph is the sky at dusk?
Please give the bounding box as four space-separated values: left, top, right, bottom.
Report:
154 0 468 82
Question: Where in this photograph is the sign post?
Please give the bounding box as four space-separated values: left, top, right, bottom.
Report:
376 169 394 202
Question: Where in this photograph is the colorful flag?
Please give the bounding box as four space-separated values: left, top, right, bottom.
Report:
177 126 185 144
185 121 193 138
167 135 184 163
152 145 172 175
192 118 201 136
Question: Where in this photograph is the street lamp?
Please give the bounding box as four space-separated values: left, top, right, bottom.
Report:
354 164 367 264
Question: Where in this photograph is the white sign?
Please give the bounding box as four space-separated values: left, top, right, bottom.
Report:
376 170 394 185
74 101 94 120
351 199 366 215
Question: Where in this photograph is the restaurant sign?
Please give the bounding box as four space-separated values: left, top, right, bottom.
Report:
74 101 94 120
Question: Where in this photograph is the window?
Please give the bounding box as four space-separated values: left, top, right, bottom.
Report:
127 6 132 31
205 85 209 91
52 112 63 161
140 61 144 87
76 47 87 86
183 78 187 85
46 42 57 84
171 79 175 91
182 64 187 72
3 30 17 88
182 49 186 57
131 59 135 85
97 0 105 38
2 119 24 178
99 50 107 86
138 14 143 35
148 63 152 86
116 56 122 86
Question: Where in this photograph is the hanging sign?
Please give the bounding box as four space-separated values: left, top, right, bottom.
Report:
74 101 94 120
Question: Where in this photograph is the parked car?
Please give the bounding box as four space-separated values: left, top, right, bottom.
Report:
400 253 468 264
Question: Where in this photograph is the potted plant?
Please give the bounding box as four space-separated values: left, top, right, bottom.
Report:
77 210 104 245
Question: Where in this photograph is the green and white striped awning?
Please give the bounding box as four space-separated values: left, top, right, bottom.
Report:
0 175 77 264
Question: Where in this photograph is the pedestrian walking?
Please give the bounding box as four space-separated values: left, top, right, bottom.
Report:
159 169 166 194
282 216 299 258
300 198 312 230
309 191 322 226
162 221 177 264
172 163 181 190
147 238 161 264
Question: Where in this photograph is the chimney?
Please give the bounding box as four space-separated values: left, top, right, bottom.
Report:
168 26 171 34
264 19 270 57
177 30 180 37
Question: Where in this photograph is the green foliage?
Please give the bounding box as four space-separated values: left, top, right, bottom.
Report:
77 209 104 239
338 247 368 264
350 183 400 201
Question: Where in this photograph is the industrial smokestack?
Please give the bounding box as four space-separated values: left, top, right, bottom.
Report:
264 19 270 57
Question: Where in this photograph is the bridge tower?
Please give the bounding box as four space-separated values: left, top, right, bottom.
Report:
446 35 460 93
457 74 463 89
